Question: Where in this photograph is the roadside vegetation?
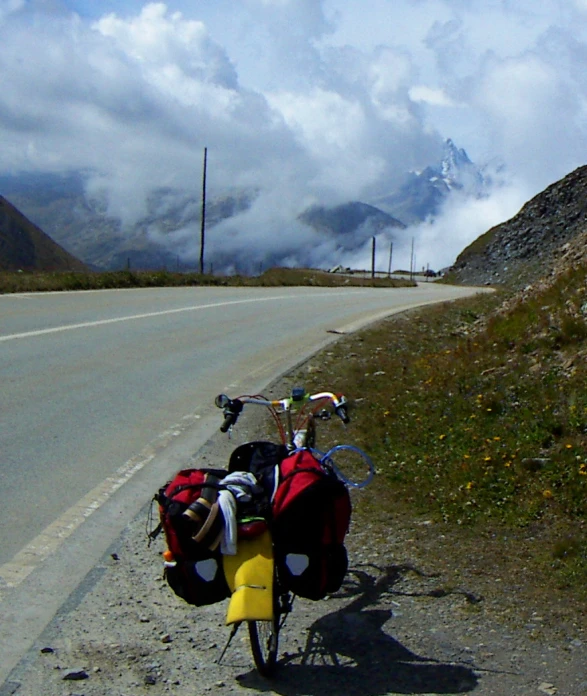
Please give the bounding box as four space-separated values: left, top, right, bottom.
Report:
0 267 414 293
292 266 586 602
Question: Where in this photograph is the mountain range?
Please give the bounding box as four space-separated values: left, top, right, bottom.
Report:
0 139 486 272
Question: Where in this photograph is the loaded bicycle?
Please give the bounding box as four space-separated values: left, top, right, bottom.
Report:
215 387 374 675
151 387 374 677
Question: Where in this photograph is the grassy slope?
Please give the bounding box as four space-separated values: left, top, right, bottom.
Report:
284 270 586 613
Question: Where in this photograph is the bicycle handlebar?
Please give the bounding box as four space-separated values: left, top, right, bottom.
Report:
214 388 350 432
214 388 375 488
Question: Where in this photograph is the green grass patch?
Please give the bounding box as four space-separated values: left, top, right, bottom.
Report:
292 267 586 598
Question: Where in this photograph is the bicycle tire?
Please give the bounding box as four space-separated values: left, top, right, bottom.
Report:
248 614 279 676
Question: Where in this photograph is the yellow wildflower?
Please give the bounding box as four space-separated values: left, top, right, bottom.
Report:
543 490 553 499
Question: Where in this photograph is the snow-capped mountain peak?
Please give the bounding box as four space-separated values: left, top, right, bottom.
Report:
441 138 474 186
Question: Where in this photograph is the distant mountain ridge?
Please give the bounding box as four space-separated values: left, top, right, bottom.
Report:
0 138 485 272
0 195 87 272
298 201 405 249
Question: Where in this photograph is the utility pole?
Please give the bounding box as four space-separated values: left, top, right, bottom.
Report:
387 241 393 277
410 237 415 281
199 147 207 274
371 236 376 278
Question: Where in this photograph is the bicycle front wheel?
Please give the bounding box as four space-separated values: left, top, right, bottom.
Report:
248 615 279 676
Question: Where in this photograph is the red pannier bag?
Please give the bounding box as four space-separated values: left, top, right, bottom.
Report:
155 468 231 606
271 450 352 600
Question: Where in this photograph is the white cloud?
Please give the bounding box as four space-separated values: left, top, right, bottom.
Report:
334 182 529 274
472 48 587 189
1 0 587 270
409 85 458 107
267 88 387 197
94 3 238 89
408 185 529 272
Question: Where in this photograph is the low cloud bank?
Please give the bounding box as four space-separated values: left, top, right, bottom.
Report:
1 2 585 271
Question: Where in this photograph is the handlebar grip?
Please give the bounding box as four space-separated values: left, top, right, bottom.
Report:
335 404 350 424
219 398 243 432
220 413 236 433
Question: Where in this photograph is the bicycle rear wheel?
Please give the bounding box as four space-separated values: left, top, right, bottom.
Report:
248 615 279 676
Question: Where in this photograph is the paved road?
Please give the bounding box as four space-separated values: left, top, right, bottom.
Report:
0 283 486 684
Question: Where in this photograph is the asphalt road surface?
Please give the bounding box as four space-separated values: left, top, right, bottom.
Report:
0 283 486 684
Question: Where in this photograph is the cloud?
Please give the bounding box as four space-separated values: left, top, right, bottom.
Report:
328 178 527 275
409 86 458 107
406 184 529 272
1 0 587 271
267 88 387 198
470 39 587 189
94 3 239 90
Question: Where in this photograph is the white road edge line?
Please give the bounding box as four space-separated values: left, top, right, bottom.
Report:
0 291 357 342
0 413 202 599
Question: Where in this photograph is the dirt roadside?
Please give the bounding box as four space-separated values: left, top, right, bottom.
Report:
2 375 585 696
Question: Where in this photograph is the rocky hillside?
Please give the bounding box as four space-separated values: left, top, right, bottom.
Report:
448 165 587 289
0 196 88 272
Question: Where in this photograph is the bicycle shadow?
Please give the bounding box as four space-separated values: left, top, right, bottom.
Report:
240 563 479 695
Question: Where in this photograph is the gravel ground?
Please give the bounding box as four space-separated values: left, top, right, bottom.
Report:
3 395 586 696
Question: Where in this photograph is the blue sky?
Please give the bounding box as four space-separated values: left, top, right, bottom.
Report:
1 0 586 269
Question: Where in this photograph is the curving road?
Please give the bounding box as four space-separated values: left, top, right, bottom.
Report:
0 283 487 684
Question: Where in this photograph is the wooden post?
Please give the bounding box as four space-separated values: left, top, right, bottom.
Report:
199 147 207 274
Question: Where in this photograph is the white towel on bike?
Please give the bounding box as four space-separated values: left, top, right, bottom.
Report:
218 490 237 555
217 471 260 555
